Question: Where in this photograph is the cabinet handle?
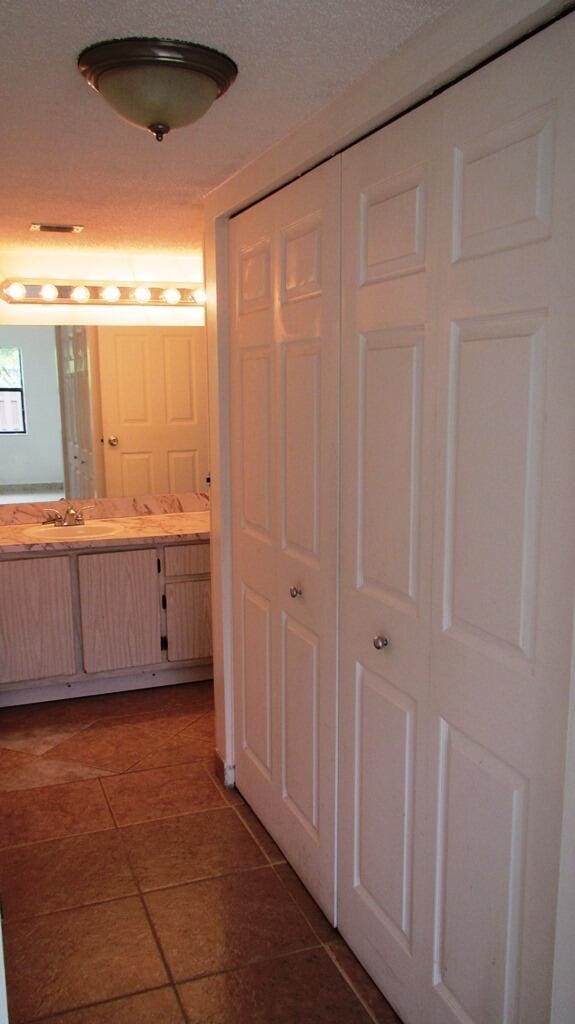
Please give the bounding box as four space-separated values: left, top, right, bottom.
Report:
373 635 390 650
290 586 302 599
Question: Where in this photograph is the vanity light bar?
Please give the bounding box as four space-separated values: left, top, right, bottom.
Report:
1 280 206 307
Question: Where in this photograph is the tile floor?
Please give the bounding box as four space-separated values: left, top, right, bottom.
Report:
0 682 402 1023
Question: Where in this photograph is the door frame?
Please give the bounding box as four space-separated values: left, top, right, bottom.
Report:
203 1 575 1016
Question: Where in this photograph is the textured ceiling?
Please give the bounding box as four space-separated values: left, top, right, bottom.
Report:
0 0 457 257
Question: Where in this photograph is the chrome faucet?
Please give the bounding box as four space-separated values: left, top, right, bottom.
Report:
42 505 95 527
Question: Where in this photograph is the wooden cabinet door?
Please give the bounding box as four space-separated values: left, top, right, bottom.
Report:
0 556 76 684
166 579 212 662
78 549 162 672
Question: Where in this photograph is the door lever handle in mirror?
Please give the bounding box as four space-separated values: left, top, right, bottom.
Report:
373 635 390 650
290 586 302 599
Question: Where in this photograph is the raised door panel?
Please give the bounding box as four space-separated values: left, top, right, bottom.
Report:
442 313 545 665
239 240 272 317
281 342 321 562
240 584 273 778
0 557 76 684
359 326 423 610
361 163 427 283
433 722 527 1024
79 549 161 672
166 579 212 662
452 105 554 262
281 615 319 832
353 666 416 954
240 349 272 538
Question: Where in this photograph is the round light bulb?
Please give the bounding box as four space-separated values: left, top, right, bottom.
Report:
100 285 121 303
40 284 59 302
162 287 181 305
192 287 206 304
134 286 151 303
5 282 27 300
71 285 91 303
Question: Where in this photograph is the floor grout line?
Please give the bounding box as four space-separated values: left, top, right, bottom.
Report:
16 982 175 1024
230 804 280 864
135 868 192 1024
324 943 399 1024
0 822 116 854
174 941 325 988
97 772 121 829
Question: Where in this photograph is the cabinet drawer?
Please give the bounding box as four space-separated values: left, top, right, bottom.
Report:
164 542 210 578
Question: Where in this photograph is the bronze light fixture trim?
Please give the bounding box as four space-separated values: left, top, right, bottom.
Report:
78 37 238 141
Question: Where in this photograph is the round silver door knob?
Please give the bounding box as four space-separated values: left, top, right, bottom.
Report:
108 435 119 447
290 586 302 599
373 635 390 650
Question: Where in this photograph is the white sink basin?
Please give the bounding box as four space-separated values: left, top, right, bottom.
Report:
24 521 125 541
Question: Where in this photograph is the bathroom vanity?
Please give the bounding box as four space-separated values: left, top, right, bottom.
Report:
0 511 211 705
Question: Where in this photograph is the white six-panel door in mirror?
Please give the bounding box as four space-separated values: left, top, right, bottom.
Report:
230 160 340 918
98 327 209 496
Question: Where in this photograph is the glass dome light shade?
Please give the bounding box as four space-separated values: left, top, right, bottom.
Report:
97 66 220 133
78 38 237 141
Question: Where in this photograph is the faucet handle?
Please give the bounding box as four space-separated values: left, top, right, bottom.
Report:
76 504 95 524
42 508 63 525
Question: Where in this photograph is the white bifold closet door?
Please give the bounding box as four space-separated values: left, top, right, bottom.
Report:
339 16 575 1024
229 161 340 918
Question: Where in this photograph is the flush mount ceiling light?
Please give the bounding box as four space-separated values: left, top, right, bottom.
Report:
78 37 238 141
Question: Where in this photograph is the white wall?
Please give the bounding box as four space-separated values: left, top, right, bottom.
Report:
0 325 64 486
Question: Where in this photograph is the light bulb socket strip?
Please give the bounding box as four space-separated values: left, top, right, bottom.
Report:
1 280 206 307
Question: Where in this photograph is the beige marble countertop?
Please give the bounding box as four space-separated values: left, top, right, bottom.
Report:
0 511 210 555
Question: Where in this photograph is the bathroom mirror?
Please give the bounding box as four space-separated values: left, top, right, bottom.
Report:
0 323 210 503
